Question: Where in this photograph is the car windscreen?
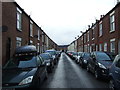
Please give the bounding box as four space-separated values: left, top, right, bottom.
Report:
73 52 78 55
46 51 56 55
4 55 37 69
84 53 90 58
40 54 50 60
97 52 111 61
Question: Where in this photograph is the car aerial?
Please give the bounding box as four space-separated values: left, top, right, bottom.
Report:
79 52 90 68
45 50 57 65
109 54 120 90
40 53 54 73
87 51 113 79
2 45 48 89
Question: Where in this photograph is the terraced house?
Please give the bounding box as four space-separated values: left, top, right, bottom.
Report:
2 2 58 66
74 2 120 54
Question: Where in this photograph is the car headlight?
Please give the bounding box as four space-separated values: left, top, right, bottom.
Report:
98 63 106 69
46 62 50 66
19 76 33 85
83 60 87 64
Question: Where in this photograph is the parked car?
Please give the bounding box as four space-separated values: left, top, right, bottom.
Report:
79 52 90 68
87 51 113 79
45 50 57 65
66 51 78 60
72 52 78 60
2 45 48 89
66 51 74 59
109 54 120 89
40 53 54 73
76 52 83 64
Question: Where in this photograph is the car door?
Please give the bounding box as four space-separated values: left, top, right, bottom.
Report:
90 52 96 72
38 56 46 80
114 56 120 85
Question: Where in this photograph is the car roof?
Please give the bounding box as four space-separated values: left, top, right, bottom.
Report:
15 45 37 54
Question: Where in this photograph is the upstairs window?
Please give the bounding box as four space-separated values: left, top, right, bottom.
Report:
92 26 95 40
30 20 33 37
87 31 89 42
38 29 40 40
110 11 115 32
99 21 103 37
17 7 22 31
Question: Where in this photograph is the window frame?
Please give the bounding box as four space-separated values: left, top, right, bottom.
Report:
110 38 115 53
16 7 22 31
16 37 22 47
110 11 115 32
30 20 33 37
99 21 103 37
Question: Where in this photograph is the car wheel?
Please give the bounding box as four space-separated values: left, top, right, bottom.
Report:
87 64 90 72
95 70 100 79
35 78 41 88
109 79 116 90
44 69 48 80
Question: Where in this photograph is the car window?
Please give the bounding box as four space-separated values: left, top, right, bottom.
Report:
116 56 120 68
39 56 44 64
40 54 50 60
4 55 37 69
96 52 111 61
36 56 42 66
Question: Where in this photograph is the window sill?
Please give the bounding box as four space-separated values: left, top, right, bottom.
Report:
17 28 22 32
110 30 115 33
30 35 33 37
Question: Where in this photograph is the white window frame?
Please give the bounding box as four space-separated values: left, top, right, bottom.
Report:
38 29 40 40
110 11 115 32
92 26 95 40
99 44 102 51
17 7 22 31
104 43 107 52
84 34 86 43
37 43 40 52
30 20 33 37
99 21 103 37
96 45 98 51
110 38 115 53
16 37 22 47
87 31 89 42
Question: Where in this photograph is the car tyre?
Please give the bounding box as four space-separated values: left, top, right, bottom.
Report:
109 79 116 90
35 78 41 88
95 70 100 79
87 64 90 72
44 69 48 80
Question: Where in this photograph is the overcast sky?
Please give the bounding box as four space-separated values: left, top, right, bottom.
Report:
15 0 117 45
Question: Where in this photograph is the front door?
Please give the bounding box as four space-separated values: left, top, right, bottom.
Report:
6 38 11 62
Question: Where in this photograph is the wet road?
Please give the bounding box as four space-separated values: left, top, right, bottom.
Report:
41 53 109 88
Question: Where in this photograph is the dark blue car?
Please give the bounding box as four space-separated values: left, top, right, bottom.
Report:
2 45 48 89
109 54 120 90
